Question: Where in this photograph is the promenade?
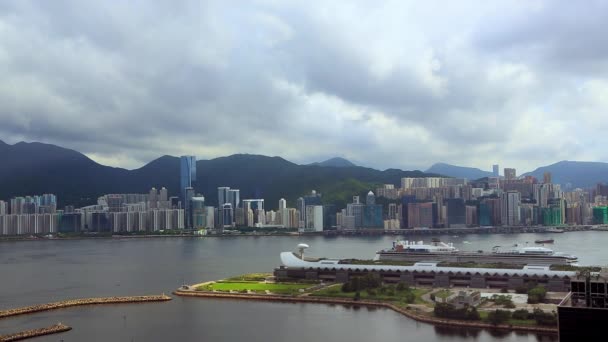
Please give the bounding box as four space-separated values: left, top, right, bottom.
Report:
173 290 557 335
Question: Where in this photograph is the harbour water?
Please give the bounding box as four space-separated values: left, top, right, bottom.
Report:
1 231 606 341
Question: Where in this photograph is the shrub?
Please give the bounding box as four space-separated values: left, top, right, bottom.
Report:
515 286 528 294
366 288 377 297
403 291 416 304
434 303 480 321
512 309 531 320
430 293 436 301
341 282 353 292
354 291 361 301
533 308 557 326
487 310 511 325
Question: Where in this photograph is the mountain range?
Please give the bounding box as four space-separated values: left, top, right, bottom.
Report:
426 161 608 189
4 140 608 209
0 140 432 209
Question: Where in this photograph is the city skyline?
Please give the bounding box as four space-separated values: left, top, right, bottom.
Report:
2 2 608 172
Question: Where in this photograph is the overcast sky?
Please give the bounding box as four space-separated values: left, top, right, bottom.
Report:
1 1 607 173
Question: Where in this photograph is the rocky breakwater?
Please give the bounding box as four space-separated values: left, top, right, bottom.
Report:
0 295 172 319
0 323 72 342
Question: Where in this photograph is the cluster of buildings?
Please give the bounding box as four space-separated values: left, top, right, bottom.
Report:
0 194 59 235
370 166 608 229
7 161 608 236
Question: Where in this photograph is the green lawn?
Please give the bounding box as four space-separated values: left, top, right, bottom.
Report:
224 273 272 282
311 284 428 304
196 281 311 294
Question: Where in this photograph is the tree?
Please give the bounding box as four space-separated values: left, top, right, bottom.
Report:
512 309 531 320
527 285 547 304
396 282 409 292
487 310 511 325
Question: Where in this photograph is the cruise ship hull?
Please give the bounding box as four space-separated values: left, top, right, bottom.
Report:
377 251 577 265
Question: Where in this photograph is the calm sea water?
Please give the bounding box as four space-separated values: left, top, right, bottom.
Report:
1 231 606 341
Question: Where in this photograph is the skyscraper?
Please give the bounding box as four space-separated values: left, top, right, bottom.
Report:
227 189 240 210
184 187 195 229
366 191 376 205
218 187 230 206
501 191 521 226
504 168 516 180
180 156 196 201
492 164 499 177
191 196 206 228
279 198 287 210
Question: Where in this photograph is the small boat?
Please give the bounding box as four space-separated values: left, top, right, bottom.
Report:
535 238 554 244
546 227 565 233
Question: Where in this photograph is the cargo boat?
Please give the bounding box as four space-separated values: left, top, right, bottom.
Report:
376 240 577 265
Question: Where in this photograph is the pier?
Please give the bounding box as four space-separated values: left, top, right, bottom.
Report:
0 323 72 342
0 295 172 319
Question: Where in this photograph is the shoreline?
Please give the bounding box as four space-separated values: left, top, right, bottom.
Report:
0 225 598 243
0 295 172 319
0 323 72 342
173 290 557 335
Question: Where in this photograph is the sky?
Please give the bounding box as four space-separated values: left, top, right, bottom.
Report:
1 0 608 173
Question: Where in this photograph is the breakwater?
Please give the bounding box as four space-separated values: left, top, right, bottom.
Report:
0 323 71 342
174 291 557 335
0 295 172 319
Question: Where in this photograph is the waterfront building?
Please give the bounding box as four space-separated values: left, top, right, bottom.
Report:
446 198 466 228
593 206 608 224
222 203 234 228
204 206 215 228
346 201 364 229
465 205 477 226
388 203 397 220
191 196 206 228
501 191 521 226
296 197 305 228
363 204 383 228
279 198 287 210
383 219 400 230
184 187 195 229
242 199 264 227
400 195 416 228
180 156 196 202
305 205 323 232
322 204 336 229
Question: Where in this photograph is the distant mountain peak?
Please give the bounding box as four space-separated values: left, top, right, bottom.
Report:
426 162 493 180
311 157 356 168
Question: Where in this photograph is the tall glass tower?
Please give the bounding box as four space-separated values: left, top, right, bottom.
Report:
180 156 196 201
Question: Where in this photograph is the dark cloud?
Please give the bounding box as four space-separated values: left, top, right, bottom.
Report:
1 1 608 172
